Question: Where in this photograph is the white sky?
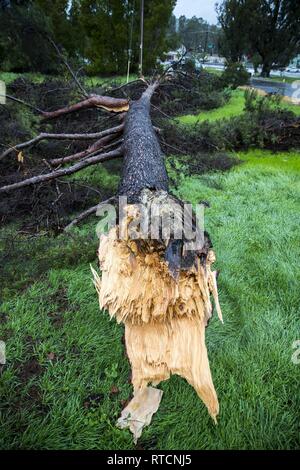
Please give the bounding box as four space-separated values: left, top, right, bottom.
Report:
174 0 219 24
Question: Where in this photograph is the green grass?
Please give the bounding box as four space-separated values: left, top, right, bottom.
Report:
203 68 297 84
0 72 49 85
179 90 246 124
179 89 300 125
203 67 223 76
84 74 138 88
0 71 138 88
1 149 300 449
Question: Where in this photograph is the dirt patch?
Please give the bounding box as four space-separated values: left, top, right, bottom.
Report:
47 288 73 327
1 327 13 341
27 384 41 401
0 77 118 231
48 312 64 328
0 312 8 324
17 357 43 382
83 393 104 409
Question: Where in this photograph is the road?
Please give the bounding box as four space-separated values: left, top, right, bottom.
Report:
249 78 299 98
202 63 300 80
202 63 300 99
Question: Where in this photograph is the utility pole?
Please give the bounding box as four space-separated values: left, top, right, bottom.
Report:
203 30 208 64
139 0 144 76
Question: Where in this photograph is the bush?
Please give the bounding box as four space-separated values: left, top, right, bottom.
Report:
244 88 282 113
162 105 299 154
156 68 230 116
221 62 250 89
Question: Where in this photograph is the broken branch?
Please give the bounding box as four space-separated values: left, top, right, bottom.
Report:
0 124 124 161
0 147 123 193
64 196 116 231
49 133 122 166
41 95 129 120
47 36 89 98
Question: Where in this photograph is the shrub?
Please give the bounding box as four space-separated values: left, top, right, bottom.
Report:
221 62 250 89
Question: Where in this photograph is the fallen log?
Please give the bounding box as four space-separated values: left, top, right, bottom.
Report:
92 81 223 442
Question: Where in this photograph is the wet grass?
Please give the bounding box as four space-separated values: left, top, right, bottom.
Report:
179 89 300 125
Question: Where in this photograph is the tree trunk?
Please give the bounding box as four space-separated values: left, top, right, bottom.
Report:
92 82 223 440
260 62 272 78
118 83 169 202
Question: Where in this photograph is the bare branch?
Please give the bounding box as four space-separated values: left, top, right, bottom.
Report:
0 94 45 114
0 124 124 161
151 103 175 120
157 50 188 82
0 148 123 193
160 141 187 155
64 196 116 231
50 134 123 166
108 78 146 93
47 36 89 98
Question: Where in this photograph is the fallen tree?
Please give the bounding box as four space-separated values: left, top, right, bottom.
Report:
0 70 223 442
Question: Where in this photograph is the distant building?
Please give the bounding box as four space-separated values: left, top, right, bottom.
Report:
162 45 187 63
204 55 226 65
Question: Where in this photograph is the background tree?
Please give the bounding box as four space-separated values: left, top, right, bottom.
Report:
165 13 181 51
216 0 249 62
248 0 300 77
217 0 300 77
0 0 176 75
78 0 176 75
177 15 220 56
0 0 82 73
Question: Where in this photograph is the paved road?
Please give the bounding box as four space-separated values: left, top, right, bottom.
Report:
202 63 300 80
202 63 300 99
250 78 299 98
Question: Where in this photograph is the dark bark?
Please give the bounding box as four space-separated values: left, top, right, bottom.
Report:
50 133 122 166
260 63 272 78
117 82 211 277
64 196 116 231
118 84 169 202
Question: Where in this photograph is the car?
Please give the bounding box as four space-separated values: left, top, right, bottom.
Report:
286 67 300 73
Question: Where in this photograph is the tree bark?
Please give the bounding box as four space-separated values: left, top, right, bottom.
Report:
260 62 272 78
118 83 169 202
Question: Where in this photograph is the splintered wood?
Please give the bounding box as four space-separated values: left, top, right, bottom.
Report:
92 222 223 440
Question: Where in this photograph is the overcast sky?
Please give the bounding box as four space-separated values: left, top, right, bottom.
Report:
174 0 219 24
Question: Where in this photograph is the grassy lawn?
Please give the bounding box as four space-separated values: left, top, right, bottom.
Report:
1 149 299 449
0 71 137 88
179 90 246 124
0 72 49 85
179 89 300 125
